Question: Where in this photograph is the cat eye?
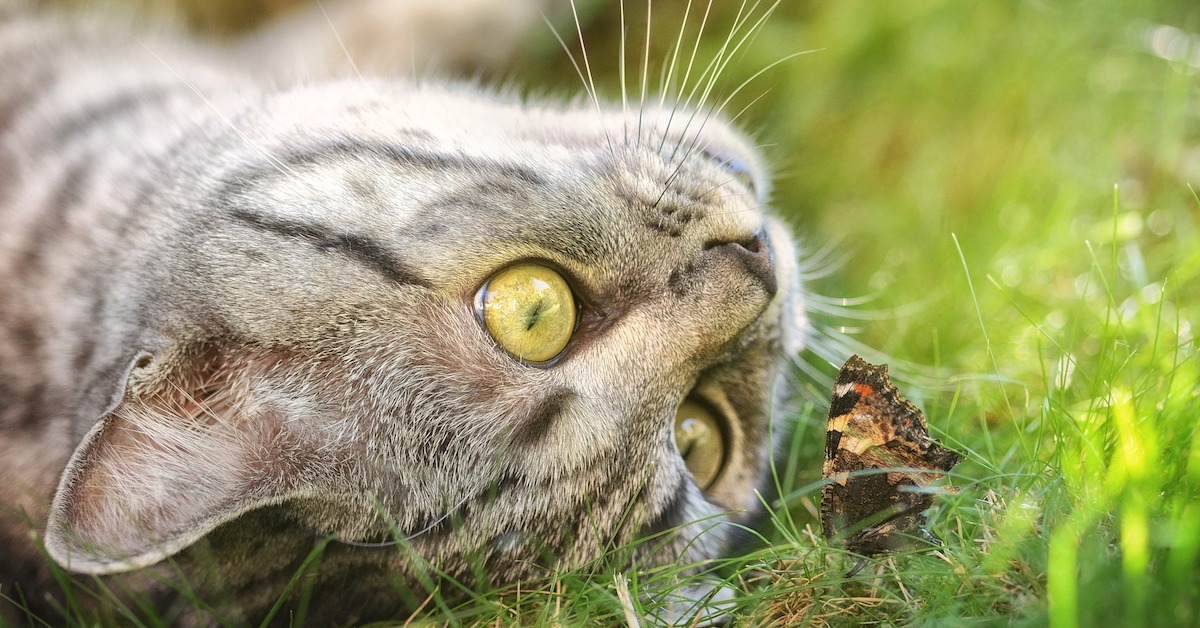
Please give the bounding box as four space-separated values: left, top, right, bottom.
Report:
476 263 577 364
673 398 726 490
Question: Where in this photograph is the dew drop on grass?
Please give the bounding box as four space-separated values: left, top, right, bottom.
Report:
1147 209 1173 236
1074 273 1100 299
1139 282 1163 304
1118 297 1141 324
1001 263 1022 287
1044 310 1067 331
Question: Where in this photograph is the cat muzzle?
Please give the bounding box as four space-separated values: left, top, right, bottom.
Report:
705 230 776 296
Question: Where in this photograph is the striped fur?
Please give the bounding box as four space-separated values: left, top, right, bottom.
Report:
0 2 807 624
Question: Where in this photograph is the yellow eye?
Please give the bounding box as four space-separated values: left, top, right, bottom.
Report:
477 264 577 363
673 399 726 490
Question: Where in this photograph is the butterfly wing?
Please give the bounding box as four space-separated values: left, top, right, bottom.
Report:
821 355 960 556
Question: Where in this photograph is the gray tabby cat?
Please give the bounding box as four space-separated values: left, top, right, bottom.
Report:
0 0 806 624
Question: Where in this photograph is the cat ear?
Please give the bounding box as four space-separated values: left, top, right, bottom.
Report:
44 350 316 574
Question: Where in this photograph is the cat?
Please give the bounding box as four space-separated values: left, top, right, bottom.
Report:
0 0 807 624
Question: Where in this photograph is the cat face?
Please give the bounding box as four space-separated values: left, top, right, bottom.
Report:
40 79 805 611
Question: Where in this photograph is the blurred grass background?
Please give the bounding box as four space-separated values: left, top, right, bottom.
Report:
45 0 1200 625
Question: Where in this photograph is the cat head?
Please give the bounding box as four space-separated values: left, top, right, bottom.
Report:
44 79 807 590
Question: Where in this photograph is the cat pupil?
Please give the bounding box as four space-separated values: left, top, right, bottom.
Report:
523 300 544 331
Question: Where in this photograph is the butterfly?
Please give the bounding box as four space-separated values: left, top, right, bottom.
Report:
821 355 960 574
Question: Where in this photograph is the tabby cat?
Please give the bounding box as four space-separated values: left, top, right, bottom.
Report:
0 0 807 623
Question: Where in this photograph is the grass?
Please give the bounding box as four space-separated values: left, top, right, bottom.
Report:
8 0 1200 625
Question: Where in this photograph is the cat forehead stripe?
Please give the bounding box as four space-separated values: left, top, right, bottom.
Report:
249 138 547 188
228 209 432 288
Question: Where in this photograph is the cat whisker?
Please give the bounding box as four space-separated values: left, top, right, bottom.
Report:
637 0 652 148
795 237 853 281
803 325 951 391
709 48 819 131
652 1 785 212
667 0 779 166
655 0 709 154
315 0 362 81
692 162 770 204
660 0 754 158
568 0 599 103
724 87 772 130
542 11 615 159
568 0 617 159
619 0 628 146
136 39 297 181
777 359 833 415
651 110 721 210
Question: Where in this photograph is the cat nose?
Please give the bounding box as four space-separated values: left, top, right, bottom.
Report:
705 230 777 296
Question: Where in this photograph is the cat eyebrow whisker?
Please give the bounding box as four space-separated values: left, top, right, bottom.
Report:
135 39 298 182
542 14 615 159
618 0 627 146
665 0 774 166
668 49 815 198
700 49 817 150
568 0 599 104
315 0 363 81
636 0 651 147
726 88 771 130
657 0 711 155
659 0 745 159
651 105 724 211
570 1 618 159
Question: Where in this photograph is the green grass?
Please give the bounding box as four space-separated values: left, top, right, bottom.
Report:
8 0 1200 625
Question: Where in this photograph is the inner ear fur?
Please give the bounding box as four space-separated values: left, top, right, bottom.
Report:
45 347 320 575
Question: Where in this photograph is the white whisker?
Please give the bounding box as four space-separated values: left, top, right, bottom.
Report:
726 87 772 127
637 0 652 147
668 1 779 165
315 0 362 81
135 39 296 180
657 0 708 153
715 49 819 125
568 0 616 158
619 0 628 146
663 0 753 148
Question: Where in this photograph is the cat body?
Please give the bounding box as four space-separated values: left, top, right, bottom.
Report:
0 3 805 623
